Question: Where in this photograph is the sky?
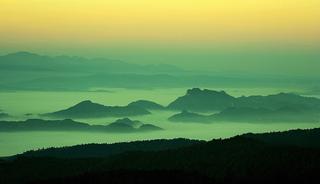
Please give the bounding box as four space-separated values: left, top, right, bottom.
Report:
0 0 319 75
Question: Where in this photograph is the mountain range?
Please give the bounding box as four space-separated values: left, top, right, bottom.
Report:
1 88 319 123
43 100 151 118
0 118 162 133
169 107 320 123
0 51 183 74
168 88 320 112
1 52 315 90
168 88 320 123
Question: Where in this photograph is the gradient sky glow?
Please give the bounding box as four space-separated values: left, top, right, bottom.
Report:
1 0 320 43
1 0 319 75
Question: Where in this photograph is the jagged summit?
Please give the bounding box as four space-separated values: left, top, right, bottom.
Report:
168 88 236 112
186 88 228 96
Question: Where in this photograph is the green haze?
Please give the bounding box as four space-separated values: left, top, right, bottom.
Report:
1 88 319 156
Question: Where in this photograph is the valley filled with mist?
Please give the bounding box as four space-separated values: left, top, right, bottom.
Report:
1 84 320 156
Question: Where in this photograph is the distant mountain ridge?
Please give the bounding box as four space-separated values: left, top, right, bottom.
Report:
2 52 317 91
169 107 320 123
168 110 211 122
0 52 184 74
168 88 320 123
0 52 196 90
0 118 163 133
106 118 162 132
43 100 151 118
168 88 320 112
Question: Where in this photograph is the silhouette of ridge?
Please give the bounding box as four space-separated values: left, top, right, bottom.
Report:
43 100 151 118
0 118 162 132
2 128 320 184
168 88 320 112
128 100 165 110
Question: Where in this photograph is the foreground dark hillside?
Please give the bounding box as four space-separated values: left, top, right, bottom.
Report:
1 128 320 184
243 128 320 148
19 139 201 158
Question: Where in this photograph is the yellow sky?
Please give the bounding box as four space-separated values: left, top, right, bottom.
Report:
1 0 320 46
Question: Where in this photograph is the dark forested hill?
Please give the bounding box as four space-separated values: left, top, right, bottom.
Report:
1 128 319 184
18 138 202 159
242 128 320 148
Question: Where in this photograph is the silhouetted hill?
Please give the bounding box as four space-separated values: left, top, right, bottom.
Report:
128 100 165 110
168 88 320 112
169 106 320 123
243 128 320 148
108 118 143 128
214 106 320 122
0 119 89 132
236 92 320 110
19 138 201 158
105 118 162 132
168 110 211 123
0 52 205 91
167 88 320 123
0 118 162 133
0 52 183 74
1 52 319 91
43 100 150 118
11 128 320 158
139 124 163 131
1 128 320 184
168 88 236 111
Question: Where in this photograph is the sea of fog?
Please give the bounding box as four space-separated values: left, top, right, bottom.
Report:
0 87 319 157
